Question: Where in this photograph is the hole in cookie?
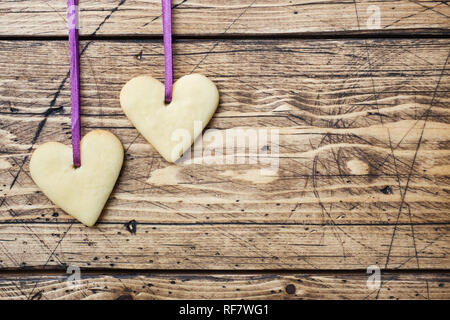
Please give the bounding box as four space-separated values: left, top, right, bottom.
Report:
164 91 172 106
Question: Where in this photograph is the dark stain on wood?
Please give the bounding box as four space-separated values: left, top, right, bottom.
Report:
124 220 137 234
380 186 394 195
285 284 296 295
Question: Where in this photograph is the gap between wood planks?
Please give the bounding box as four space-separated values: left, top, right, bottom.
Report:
1 268 450 275
1 221 449 226
0 31 449 42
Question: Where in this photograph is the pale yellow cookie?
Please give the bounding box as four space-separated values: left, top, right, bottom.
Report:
29 130 124 227
120 74 219 162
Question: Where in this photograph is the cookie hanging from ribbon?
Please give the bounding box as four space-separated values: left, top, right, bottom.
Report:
120 0 219 163
29 0 124 227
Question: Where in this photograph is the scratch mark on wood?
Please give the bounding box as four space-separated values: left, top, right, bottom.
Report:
190 0 257 74
27 223 73 300
384 51 449 269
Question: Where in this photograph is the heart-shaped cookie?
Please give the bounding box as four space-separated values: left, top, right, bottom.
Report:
120 74 219 162
30 130 124 227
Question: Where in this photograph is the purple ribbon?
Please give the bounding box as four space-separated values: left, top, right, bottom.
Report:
67 0 81 167
162 0 173 103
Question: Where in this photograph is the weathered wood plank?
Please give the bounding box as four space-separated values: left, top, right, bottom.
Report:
0 223 448 270
0 271 449 300
0 0 448 37
0 39 448 270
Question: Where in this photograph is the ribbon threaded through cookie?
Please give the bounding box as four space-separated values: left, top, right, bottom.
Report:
67 0 81 167
162 0 173 103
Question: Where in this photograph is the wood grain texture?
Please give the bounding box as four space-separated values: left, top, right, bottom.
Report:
1 271 449 300
0 0 449 37
0 223 449 270
0 38 448 271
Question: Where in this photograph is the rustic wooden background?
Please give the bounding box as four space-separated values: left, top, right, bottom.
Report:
0 0 449 300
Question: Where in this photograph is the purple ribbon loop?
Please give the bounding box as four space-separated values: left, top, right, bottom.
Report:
162 0 173 103
67 0 81 167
